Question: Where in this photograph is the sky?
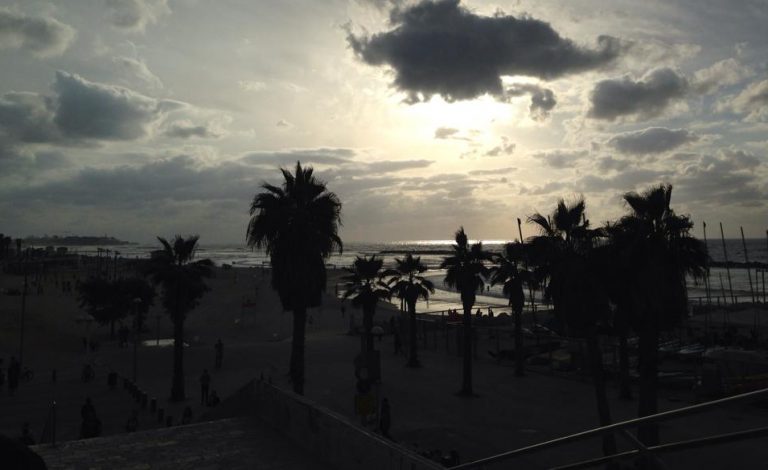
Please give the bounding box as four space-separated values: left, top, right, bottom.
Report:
0 0 766 244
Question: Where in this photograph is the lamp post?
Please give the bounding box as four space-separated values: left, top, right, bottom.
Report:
132 297 142 382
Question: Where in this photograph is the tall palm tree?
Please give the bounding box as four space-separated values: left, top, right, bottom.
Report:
246 162 342 395
146 235 212 401
489 242 527 377
387 253 435 367
528 199 618 462
441 227 491 396
341 255 391 353
615 184 707 447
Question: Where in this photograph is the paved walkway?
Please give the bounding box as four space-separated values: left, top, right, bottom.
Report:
33 417 334 470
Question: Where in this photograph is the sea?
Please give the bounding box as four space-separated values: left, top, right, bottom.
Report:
60 238 768 313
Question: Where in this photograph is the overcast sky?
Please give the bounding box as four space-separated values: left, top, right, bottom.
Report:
1 0 766 244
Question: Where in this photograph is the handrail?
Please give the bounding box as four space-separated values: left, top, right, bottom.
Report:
450 387 768 469
550 425 768 470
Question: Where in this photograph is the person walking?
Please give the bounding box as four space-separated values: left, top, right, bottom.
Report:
214 339 223 370
200 369 211 405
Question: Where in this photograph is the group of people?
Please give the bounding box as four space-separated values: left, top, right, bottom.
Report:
0 356 22 396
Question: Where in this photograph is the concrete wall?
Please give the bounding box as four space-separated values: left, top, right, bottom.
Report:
250 380 444 470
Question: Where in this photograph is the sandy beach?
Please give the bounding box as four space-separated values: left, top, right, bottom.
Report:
2 261 768 469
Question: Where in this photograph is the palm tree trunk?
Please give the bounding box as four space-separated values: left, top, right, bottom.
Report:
406 300 419 367
638 320 659 447
618 332 632 400
290 306 307 394
460 300 473 395
170 312 185 401
363 305 374 354
514 308 525 377
585 333 618 468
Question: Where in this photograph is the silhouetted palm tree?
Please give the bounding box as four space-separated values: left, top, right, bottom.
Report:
441 227 491 396
387 253 435 367
489 242 527 377
528 199 618 462
146 235 212 401
341 255 391 353
246 162 342 395
614 184 707 447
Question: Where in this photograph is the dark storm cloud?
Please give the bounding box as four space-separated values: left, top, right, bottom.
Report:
608 127 697 155
164 122 219 139
348 0 622 103
505 84 557 120
240 148 356 167
0 91 62 145
0 9 76 57
53 71 179 140
588 68 689 121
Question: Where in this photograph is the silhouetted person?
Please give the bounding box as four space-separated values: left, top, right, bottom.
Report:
80 398 101 439
214 339 223 369
181 406 193 425
125 410 138 432
107 370 117 390
207 390 220 407
19 423 34 446
379 398 391 438
8 357 20 396
200 370 210 405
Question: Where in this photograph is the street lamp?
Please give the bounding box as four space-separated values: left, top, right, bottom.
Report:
132 297 142 382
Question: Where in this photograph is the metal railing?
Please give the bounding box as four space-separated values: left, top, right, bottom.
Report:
450 387 768 469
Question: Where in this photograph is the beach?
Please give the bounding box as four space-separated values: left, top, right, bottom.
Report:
2 259 768 468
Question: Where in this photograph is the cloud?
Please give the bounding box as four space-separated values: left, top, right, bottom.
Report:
238 80 266 92
348 0 622 103
484 136 516 157
164 121 219 139
112 56 163 89
275 119 292 128
588 68 688 121
434 127 459 139
693 58 752 94
0 91 62 145
595 156 631 172
366 159 433 173
505 84 556 120
105 0 170 32
469 167 516 176
608 127 697 155
673 149 766 206
0 9 76 57
532 149 589 169
721 79 768 122
52 71 178 140
241 148 356 167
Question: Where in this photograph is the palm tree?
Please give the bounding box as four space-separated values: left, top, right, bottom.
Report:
387 253 435 367
441 227 491 396
146 235 212 401
528 199 618 462
341 255 391 353
614 184 707 447
489 242 527 377
246 162 342 395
